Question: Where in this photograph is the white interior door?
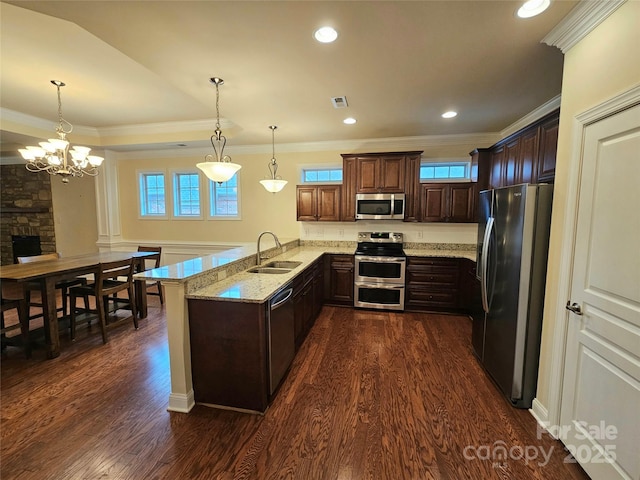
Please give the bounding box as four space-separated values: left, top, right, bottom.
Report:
560 103 640 480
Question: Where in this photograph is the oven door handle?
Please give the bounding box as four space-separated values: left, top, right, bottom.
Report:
356 256 406 263
356 283 405 290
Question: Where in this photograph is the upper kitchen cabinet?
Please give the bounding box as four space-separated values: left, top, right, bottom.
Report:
536 114 559 183
359 155 404 193
420 182 477 223
341 156 357 222
473 109 559 190
342 152 417 194
341 151 423 221
296 185 341 222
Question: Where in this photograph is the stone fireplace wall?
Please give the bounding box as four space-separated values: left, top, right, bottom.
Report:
0 165 57 265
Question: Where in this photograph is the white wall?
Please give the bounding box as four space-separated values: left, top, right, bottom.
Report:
535 0 640 413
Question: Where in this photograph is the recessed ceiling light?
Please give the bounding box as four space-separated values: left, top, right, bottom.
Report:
314 26 338 43
343 117 357 125
442 111 458 119
517 0 551 18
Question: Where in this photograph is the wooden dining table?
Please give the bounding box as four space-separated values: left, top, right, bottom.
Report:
0 251 157 359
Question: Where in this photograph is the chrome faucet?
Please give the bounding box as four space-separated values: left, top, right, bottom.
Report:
256 231 281 265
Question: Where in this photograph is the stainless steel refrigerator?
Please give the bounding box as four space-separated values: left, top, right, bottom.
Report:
473 183 553 408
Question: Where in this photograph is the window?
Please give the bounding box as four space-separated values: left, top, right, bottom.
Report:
139 172 166 217
173 172 201 217
420 160 470 181
209 173 240 219
301 167 342 183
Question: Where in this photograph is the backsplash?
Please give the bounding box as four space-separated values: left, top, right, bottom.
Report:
299 221 478 244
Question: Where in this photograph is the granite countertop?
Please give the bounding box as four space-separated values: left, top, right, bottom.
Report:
186 246 351 303
185 244 476 304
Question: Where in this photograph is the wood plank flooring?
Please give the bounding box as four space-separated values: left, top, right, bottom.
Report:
1 300 590 480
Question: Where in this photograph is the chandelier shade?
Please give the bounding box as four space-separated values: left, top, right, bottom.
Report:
18 80 103 183
260 125 287 193
196 77 242 184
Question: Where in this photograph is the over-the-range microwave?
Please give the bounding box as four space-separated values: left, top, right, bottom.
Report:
355 193 405 220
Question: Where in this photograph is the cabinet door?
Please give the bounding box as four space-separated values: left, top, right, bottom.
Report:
449 183 477 223
421 184 447 222
356 157 379 193
489 146 505 189
517 128 539 184
341 157 357 221
404 153 422 222
503 138 520 186
324 255 354 305
537 116 559 182
296 186 317 221
378 156 405 192
317 186 341 221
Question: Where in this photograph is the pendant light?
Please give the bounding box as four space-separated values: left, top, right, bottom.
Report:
196 77 241 183
259 125 288 193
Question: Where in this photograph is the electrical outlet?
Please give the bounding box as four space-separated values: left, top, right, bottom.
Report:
338 229 344 237
417 231 424 239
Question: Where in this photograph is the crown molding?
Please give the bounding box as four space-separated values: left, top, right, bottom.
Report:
113 132 502 161
0 107 99 138
500 95 561 138
542 0 626 53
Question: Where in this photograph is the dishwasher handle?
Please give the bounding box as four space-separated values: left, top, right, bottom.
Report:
271 287 293 310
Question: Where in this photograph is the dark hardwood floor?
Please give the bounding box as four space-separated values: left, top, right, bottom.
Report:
1 298 590 480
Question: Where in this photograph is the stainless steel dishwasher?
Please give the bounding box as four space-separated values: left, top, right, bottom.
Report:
267 285 295 395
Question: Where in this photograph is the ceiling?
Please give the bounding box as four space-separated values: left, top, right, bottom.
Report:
0 0 577 157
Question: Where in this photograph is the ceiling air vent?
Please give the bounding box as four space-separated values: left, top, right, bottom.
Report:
331 96 348 109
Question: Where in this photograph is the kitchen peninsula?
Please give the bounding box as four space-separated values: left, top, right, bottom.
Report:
137 239 476 413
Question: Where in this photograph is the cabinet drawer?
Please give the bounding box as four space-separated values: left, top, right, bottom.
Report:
407 257 458 268
407 271 458 286
406 290 458 308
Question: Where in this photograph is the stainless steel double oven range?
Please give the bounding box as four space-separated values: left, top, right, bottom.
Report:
354 232 406 311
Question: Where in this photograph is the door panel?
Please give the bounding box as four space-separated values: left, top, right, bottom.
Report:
561 103 640 480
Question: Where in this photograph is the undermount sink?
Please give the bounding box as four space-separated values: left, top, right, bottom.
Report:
247 267 291 274
264 260 302 269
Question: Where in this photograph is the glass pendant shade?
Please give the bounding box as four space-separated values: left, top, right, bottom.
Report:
260 178 288 193
196 160 241 183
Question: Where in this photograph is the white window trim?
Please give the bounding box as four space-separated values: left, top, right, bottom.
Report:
298 164 343 184
206 171 242 221
419 158 471 183
137 169 168 220
170 169 204 221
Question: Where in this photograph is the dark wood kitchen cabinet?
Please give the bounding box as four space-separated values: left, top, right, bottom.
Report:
356 155 405 193
341 156 357 221
323 254 354 306
420 183 477 223
405 257 461 311
296 185 341 221
537 114 559 182
188 299 269 413
476 109 559 190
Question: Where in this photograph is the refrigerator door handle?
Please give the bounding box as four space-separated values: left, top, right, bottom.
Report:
481 216 495 313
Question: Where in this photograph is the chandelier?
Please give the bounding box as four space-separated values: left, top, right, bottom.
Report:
196 77 242 184
259 125 288 193
18 80 103 183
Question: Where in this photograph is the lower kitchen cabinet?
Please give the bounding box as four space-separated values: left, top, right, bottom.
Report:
405 257 461 311
292 258 324 349
188 299 269 413
324 254 354 306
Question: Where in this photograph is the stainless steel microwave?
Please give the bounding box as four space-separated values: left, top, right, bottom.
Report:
355 193 405 220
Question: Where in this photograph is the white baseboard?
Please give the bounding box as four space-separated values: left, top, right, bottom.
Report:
167 390 195 413
529 397 557 439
